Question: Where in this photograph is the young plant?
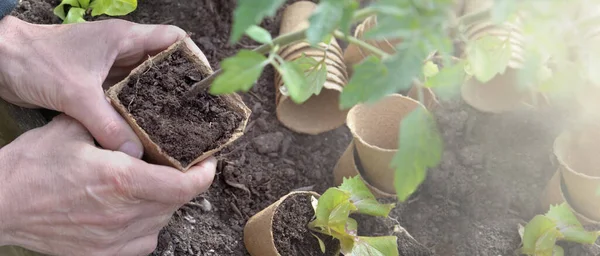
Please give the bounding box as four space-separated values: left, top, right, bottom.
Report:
518 203 600 256
308 176 398 255
54 0 137 24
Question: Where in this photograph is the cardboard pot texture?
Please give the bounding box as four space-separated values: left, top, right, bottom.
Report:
106 38 251 172
243 191 321 256
275 1 349 135
542 170 600 225
333 140 397 199
553 127 600 220
346 94 424 194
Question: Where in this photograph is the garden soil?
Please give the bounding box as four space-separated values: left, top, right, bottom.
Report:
12 0 600 255
117 49 243 167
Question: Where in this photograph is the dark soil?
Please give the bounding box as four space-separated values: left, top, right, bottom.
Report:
272 193 339 256
10 0 600 255
117 49 243 166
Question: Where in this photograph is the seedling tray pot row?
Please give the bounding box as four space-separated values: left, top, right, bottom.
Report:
274 1 350 135
106 38 251 171
552 126 600 220
243 191 341 256
542 170 600 225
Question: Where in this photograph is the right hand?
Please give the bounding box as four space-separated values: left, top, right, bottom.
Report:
0 115 216 256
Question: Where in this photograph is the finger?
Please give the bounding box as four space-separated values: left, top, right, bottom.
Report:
127 157 217 204
64 87 143 158
115 233 159 256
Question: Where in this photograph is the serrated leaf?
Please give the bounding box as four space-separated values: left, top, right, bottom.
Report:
279 61 311 104
521 215 563 256
340 56 388 108
53 0 81 20
311 233 327 253
312 188 357 232
391 107 442 202
465 35 512 83
210 50 267 94
546 203 600 244
64 7 86 24
290 55 327 101
245 25 272 44
425 60 467 100
349 236 399 256
307 0 343 45
90 0 137 16
338 176 395 217
230 0 286 44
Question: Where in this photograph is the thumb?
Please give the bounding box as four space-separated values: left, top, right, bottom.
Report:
64 86 143 158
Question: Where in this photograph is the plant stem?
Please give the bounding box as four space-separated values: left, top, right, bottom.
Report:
333 30 390 59
352 7 377 23
457 7 492 28
187 29 308 97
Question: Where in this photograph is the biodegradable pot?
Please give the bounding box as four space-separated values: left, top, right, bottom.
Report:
541 170 600 225
407 85 440 111
333 140 397 199
553 126 600 220
275 1 350 135
244 191 341 256
346 94 426 194
106 38 251 171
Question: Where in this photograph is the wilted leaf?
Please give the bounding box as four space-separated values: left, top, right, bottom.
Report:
349 236 399 256
465 35 512 83
230 0 286 43
245 25 272 44
391 107 443 202
210 50 267 94
64 7 86 24
338 176 395 217
521 215 563 256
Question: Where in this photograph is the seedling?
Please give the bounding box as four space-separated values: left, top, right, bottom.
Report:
518 203 600 256
308 176 398 255
54 0 137 23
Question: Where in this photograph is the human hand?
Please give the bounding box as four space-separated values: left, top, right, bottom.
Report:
0 115 216 256
0 16 209 158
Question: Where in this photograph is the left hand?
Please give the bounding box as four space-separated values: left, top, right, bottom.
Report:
0 16 208 158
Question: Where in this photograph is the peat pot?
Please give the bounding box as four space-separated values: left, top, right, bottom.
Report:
542 170 600 225
243 191 341 256
106 38 251 172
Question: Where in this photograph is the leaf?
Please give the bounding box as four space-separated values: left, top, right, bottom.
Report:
391 107 443 202
63 7 86 24
311 233 327 253
491 0 518 24
307 0 357 45
465 35 512 83
90 0 137 16
338 176 395 217
425 60 467 100
230 0 286 44
553 245 565 256
279 61 311 104
339 233 356 255
521 215 563 256
340 56 388 109
422 61 439 78
78 0 90 9
311 188 357 233
245 25 272 44
290 55 327 102
210 50 267 94
53 0 81 20
546 203 600 244
349 236 399 256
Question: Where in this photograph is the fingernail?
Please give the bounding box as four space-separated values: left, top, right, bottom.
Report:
118 141 143 159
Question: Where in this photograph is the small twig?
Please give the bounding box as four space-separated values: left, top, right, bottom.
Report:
230 201 244 219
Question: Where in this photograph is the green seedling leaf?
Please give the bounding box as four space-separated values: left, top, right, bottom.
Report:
340 56 388 108
90 0 137 16
339 233 356 254
245 25 272 44
78 0 90 9
53 0 81 20
311 233 327 253
338 176 395 217
349 236 399 256
230 0 286 44
422 61 439 78
64 7 86 24
491 0 518 24
553 245 565 256
521 215 563 256
391 107 443 202
290 55 327 102
546 203 600 244
279 61 312 104
307 0 358 44
425 60 467 100
210 50 267 94
311 188 357 234
465 35 512 83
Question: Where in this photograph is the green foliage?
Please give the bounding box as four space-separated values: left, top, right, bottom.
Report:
392 107 443 202
520 203 600 256
308 176 398 255
307 0 358 45
465 35 512 83
230 0 286 44
245 25 273 45
209 50 268 94
53 0 137 23
288 55 328 103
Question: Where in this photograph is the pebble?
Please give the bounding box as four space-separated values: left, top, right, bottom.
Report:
252 132 284 154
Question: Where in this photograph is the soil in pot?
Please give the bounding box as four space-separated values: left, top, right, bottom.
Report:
272 193 339 256
116 49 244 167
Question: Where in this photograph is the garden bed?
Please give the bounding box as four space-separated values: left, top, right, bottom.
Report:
11 0 600 255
